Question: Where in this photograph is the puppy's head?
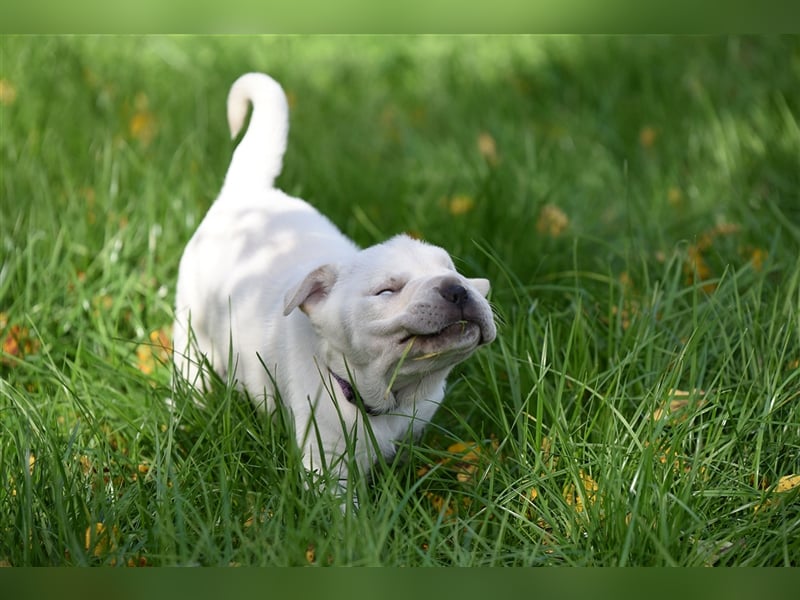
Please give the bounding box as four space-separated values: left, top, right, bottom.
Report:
284 235 496 412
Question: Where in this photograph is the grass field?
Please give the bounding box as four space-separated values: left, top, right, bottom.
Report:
1 35 799 566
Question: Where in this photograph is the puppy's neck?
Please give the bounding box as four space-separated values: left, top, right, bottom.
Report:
328 369 384 416
325 355 450 418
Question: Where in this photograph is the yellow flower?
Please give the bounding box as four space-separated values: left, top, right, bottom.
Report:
448 195 475 216
749 248 767 272
667 186 683 206
85 523 118 557
446 441 483 483
639 125 657 148
417 439 498 518
652 389 706 422
536 203 569 238
563 470 598 514
755 474 800 511
776 474 800 493
477 131 499 165
0 79 17 106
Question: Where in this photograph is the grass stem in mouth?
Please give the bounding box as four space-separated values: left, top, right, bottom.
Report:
412 352 443 361
402 320 472 343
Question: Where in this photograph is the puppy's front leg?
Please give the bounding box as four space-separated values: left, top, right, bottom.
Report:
296 416 359 509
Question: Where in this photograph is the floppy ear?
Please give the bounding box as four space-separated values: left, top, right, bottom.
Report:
469 277 491 298
283 265 339 316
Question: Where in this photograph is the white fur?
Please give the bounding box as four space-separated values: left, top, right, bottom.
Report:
173 72 496 487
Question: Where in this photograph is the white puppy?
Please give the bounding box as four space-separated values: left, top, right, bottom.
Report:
173 73 496 488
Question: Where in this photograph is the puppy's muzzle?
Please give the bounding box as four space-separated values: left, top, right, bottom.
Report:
431 278 494 345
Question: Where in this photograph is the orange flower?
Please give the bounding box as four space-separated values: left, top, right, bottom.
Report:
682 222 741 293
128 92 157 147
135 327 172 375
2 320 41 366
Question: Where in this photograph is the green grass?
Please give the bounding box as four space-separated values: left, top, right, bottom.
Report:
1 35 799 566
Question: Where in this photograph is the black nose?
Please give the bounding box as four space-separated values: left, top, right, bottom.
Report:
440 283 469 307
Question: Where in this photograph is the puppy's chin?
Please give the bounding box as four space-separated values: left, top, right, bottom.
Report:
402 321 483 361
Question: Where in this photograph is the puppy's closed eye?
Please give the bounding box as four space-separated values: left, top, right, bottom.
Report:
373 279 406 296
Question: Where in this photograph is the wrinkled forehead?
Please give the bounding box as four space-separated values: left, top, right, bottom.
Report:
359 235 455 272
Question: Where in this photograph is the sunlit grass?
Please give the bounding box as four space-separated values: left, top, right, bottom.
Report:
1 35 799 566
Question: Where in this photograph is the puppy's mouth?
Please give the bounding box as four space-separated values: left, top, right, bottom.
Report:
399 320 483 356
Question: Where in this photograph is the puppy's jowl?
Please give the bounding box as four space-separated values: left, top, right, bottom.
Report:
173 73 496 491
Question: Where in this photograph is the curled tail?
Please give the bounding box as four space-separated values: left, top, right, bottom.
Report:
223 72 289 191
